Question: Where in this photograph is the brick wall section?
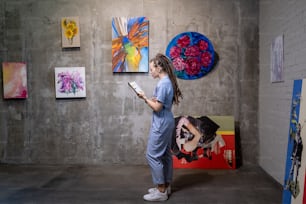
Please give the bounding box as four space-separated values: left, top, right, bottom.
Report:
259 0 306 183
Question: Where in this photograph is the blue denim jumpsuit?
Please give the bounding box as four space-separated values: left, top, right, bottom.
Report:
146 76 174 185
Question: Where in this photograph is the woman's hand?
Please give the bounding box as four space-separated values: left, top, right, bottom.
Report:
138 94 163 112
145 97 163 112
137 91 147 102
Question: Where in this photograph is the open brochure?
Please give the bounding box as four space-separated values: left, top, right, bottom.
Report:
128 81 143 95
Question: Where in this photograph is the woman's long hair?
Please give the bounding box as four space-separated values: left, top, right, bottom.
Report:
150 53 183 105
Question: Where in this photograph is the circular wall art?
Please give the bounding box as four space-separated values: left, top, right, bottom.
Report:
166 32 215 80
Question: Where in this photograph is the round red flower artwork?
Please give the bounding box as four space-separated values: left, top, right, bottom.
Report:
166 32 215 80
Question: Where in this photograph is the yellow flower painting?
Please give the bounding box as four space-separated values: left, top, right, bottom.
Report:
61 16 80 48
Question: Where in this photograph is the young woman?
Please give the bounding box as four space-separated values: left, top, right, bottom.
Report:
138 53 183 201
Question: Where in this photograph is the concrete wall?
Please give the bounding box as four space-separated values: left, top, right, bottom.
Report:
259 0 306 183
0 0 258 166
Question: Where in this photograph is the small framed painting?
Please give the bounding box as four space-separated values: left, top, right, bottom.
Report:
55 67 86 98
271 35 284 83
2 62 28 99
61 16 80 48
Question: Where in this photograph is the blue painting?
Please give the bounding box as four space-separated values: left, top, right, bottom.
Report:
283 79 306 204
112 17 149 73
166 32 215 80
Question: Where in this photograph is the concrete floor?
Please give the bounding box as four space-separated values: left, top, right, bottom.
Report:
0 164 282 204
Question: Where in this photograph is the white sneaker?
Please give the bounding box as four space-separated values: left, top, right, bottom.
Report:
143 189 168 202
148 185 171 195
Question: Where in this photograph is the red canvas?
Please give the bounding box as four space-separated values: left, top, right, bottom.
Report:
172 116 235 169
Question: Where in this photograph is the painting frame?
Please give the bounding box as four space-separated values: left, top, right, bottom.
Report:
112 16 149 73
2 62 28 99
54 67 86 98
271 34 284 83
283 79 306 204
172 115 236 169
61 16 81 48
166 32 216 80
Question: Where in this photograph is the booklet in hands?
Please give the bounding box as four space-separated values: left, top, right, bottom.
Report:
128 81 143 95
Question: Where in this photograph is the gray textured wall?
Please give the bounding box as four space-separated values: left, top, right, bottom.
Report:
0 0 258 166
259 0 306 183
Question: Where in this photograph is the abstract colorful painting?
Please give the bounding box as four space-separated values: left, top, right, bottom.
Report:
283 79 306 204
55 67 86 98
61 16 80 48
172 115 236 169
271 35 284 83
2 62 28 99
166 32 215 80
112 16 149 73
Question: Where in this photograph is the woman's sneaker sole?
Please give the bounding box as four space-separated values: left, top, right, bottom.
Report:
148 186 171 195
143 190 168 201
